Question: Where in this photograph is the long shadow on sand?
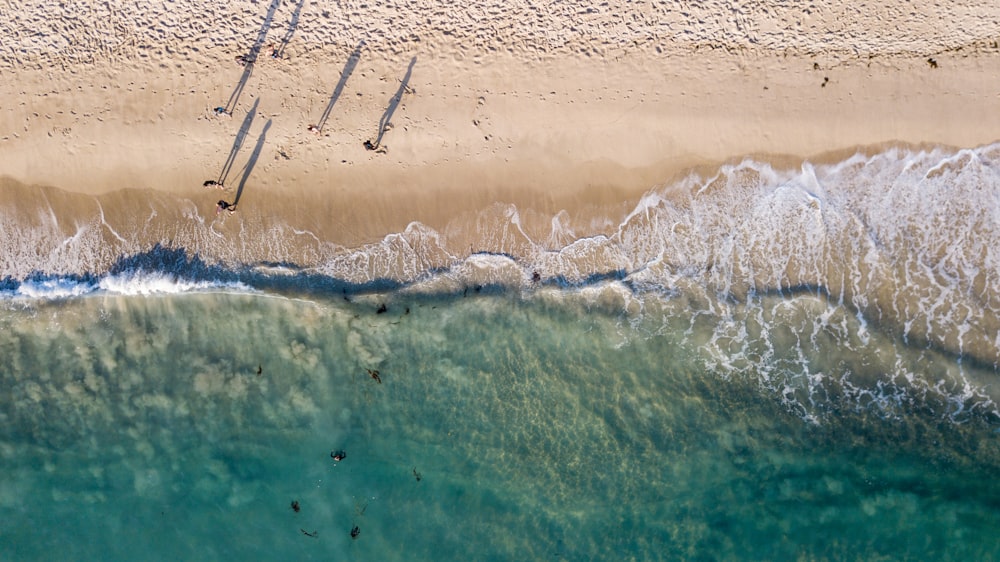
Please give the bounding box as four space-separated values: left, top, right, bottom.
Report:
221 0 281 114
233 119 272 207
315 41 365 132
219 98 259 185
246 0 282 62
367 56 416 149
273 0 307 59
223 61 256 115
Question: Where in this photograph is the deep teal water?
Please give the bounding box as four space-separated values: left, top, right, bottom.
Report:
1 290 998 561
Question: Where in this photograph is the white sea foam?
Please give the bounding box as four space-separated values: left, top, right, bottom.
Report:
97 271 250 296
303 143 1000 377
1 271 249 300
1 143 998 371
13 277 97 299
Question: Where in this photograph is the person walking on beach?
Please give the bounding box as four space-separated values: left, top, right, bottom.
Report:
216 200 236 214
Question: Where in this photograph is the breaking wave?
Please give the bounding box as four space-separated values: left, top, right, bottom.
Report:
2 143 999 426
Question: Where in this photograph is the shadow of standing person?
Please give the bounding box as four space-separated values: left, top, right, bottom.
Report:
219 98 260 185
365 56 416 150
273 0 307 59
221 0 280 114
233 119 272 208
313 41 365 133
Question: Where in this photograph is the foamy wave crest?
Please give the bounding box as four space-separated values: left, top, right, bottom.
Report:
0 270 249 300
311 222 456 285
8 275 97 299
97 270 251 296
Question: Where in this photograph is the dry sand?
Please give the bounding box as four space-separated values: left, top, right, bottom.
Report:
2 0 1000 248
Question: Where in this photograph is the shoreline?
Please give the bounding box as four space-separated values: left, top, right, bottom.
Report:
4 49 1000 246
1 138 993 277
3 2 1000 250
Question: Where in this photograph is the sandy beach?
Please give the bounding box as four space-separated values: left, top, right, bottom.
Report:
2 0 1000 249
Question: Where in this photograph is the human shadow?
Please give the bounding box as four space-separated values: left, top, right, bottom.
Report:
273 0 307 59
222 0 281 113
315 41 364 132
367 56 416 149
234 119 272 207
247 0 282 62
223 61 255 114
219 98 259 185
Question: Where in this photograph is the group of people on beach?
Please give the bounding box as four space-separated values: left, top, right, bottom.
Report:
203 39 293 215
205 33 399 216
202 180 236 215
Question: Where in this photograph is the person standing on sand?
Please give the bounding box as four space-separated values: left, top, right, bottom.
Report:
216 200 236 214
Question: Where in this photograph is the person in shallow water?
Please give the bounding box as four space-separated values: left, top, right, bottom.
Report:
331 450 346 462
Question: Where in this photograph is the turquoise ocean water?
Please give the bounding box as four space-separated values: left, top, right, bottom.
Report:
2 145 999 560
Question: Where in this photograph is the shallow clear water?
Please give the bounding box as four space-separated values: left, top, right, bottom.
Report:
1 290 998 561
